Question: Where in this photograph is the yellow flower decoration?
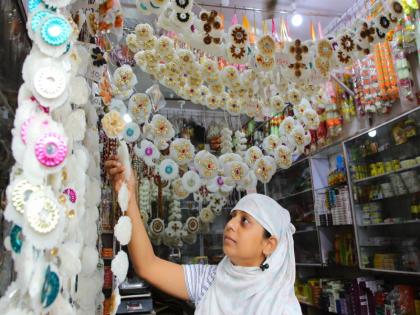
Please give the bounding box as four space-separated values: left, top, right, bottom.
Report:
150 114 175 141
257 35 275 56
170 139 194 165
253 156 276 184
101 110 125 138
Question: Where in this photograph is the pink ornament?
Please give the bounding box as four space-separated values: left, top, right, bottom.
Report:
63 188 77 203
34 132 67 167
145 147 153 156
21 117 33 144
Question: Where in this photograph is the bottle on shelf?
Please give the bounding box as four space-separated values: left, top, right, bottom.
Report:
410 193 420 220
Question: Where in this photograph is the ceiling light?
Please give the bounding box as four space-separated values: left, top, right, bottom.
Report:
291 14 303 27
368 130 377 138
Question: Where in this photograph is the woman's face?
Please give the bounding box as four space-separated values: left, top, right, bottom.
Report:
223 210 274 267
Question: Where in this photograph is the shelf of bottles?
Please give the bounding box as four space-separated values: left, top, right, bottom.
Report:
344 107 420 274
311 144 358 268
267 158 322 265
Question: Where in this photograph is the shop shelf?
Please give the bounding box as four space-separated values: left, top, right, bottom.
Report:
276 188 313 200
344 107 420 275
314 183 348 191
352 163 420 184
294 228 317 235
359 219 420 227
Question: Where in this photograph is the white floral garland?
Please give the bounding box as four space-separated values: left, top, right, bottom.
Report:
126 0 404 118
1 1 103 313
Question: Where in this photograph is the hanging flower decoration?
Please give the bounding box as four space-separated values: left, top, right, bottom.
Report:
219 153 242 166
257 35 275 56
150 114 175 142
293 99 311 119
288 124 311 154
181 171 201 193
280 116 296 136
262 135 280 155
199 207 215 224
135 139 160 167
316 39 334 59
206 175 234 193
244 146 263 168
224 161 249 185
270 95 286 113
287 88 302 105
135 23 154 41
128 93 152 124
169 138 194 165
159 158 179 181
229 25 248 46
256 54 275 72
253 156 276 184
226 98 242 116
123 122 141 143
302 108 320 130
172 178 190 199
274 145 293 169
222 66 240 85
113 65 137 90
340 33 355 53
194 150 219 179
206 94 221 110
208 194 226 215
101 110 125 139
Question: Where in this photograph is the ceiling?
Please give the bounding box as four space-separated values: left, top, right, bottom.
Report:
121 0 353 40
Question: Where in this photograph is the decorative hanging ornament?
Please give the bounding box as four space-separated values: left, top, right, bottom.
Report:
224 161 249 185
253 156 276 184
172 178 190 199
22 189 65 250
181 171 201 193
111 250 129 284
5 179 40 226
34 132 68 167
194 150 219 179
128 93 152 124
270 95 286 113
33 15 73 58
41 265 60 309
101 110 126 139
10 225 23 254
114 216 133 246
135 139 160 167
159 158 179 181
274 145 293 169
169 138 194 165
244 146 263 168
206 175 234 193
123 122 141 143
228 24 248 46
262 135 280 155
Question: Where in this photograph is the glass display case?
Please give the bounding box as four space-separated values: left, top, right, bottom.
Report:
312 144 358 268
267 158 322 265
344 107 420 274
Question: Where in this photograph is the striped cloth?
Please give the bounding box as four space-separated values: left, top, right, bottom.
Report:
183 264 217 306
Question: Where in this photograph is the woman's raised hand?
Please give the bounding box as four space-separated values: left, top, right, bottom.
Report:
104 155 136 197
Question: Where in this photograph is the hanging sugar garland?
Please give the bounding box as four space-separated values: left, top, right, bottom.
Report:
1 0 104 313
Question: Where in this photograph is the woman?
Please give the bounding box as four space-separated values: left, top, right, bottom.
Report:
105 157 302 315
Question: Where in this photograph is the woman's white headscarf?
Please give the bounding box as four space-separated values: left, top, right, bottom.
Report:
195 193 302 315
